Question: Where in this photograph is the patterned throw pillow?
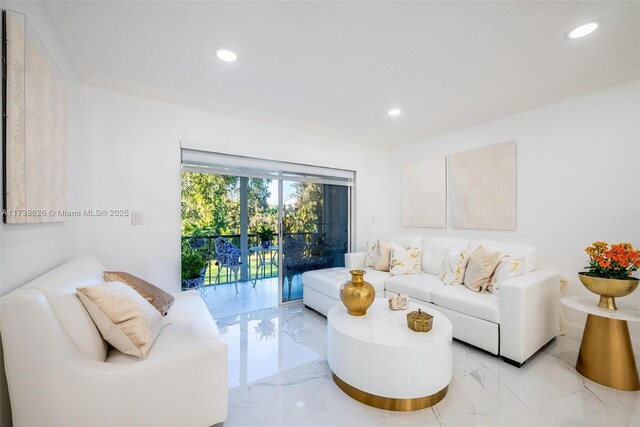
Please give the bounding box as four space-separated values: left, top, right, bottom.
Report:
439 251 468 285
487 256 524 293
464 246 501 292
389 242 422 276
364 240 391 271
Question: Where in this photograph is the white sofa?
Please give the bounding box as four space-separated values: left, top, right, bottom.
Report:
0 256 228 426
302 236 561 366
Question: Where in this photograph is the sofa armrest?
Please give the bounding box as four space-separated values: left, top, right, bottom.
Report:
345 251 366 269
498 270 561 364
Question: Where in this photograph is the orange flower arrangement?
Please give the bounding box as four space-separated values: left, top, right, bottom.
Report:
584 241 640 279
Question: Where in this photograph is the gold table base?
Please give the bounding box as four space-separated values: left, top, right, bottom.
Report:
332 372 448 411
576 314 640 391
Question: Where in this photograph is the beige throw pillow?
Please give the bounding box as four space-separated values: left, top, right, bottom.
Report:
364 240 391 271
77 282 163 358
464 246 501 292
104 271 175 315
389 243 422 276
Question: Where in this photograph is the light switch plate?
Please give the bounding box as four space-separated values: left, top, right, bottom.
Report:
131 211 143 225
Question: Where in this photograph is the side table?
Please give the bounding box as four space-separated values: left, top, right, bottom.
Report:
248 245 279 286
562 296 640 391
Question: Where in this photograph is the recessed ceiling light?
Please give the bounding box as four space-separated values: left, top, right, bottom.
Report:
567 21 600 39
216 49 237 62
388 108 402 117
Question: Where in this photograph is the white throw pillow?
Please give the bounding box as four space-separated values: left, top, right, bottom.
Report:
77 281 163 358
364 240 391 271
389 243 422 276
423 253 446 275
364 241 377 268
439 251 469 285
488 256 524 293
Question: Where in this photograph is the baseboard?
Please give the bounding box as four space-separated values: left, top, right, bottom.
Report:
563 321 640 354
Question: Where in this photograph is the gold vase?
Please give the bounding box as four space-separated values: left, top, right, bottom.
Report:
578 273 639 310
340 270 375 316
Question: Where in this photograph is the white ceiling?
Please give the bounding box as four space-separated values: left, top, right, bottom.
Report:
44 1 640 147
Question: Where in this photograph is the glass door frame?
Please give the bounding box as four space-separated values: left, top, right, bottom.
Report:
275 178 354 306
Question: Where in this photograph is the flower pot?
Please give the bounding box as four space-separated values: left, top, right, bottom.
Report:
182 267 207 291
578 273 639 310
339 269 375 316
261 240 271 249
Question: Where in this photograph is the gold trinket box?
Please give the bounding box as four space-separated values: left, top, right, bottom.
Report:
406 308 433 333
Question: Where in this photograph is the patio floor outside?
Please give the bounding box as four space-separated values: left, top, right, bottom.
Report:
201 276 304 319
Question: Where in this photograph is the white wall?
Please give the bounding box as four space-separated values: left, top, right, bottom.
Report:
0 2 80 425
1 0 80 296
388 79 640 342
74 85 390 294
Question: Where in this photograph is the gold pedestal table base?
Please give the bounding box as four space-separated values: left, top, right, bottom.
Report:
576 314 639 391
332 372 448 411
563 296 640 392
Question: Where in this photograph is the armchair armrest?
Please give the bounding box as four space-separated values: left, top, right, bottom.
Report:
498 270 561 364
345 251 366 269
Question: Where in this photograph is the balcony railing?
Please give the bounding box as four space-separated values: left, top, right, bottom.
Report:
181 232 334 286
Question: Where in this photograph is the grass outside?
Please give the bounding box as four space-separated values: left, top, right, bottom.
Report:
203 251 278 285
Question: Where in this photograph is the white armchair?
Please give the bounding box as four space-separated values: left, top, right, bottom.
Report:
1 256 228 426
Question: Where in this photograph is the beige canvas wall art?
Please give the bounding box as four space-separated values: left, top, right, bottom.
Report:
401 156 446 227
4 10 69 223
450 141 516 230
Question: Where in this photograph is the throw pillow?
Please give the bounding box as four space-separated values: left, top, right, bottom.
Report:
439 251 468 285
104 271 175 315
487 256 524 293
363 240 391 271
389 243 422 276
464 246 501 292
77 282 163 358
364 241 377 268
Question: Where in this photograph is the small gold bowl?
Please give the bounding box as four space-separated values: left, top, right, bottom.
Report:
578 273 639 310
407 308 433 333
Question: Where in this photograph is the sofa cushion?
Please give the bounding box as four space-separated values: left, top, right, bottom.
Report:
389 234 423 248
421 238 469 273
21 256 109 361
385 273 445 303
301 267 387 300
107 290 222 364
422 253 445 275
468 240 537 272
431 284 499 323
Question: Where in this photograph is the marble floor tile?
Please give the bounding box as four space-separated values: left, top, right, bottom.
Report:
214 302 640 426
202 276 304 318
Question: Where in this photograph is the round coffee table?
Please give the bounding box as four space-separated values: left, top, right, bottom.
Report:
327 298 452 411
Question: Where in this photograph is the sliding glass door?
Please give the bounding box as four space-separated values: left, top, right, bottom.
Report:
280 181 349 302
181 149 353 312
